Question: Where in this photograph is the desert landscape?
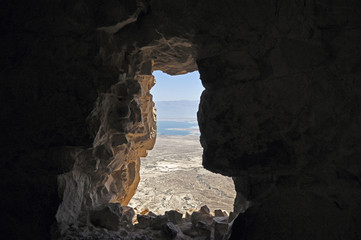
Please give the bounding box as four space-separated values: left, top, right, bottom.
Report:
128 134 236 215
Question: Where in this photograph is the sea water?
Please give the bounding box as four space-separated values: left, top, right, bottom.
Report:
157 121 200 136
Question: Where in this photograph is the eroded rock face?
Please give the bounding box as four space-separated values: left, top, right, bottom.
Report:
1 0 361 239
196 1 361 239
55 73 157 229
0 0 158 238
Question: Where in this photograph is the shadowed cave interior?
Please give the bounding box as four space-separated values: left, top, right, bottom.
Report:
1 0 361 239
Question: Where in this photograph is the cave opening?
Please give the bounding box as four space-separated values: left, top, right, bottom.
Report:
3 0 361 239
128 70 236 216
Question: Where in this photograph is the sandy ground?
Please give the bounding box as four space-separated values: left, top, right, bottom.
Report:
128 135 236 214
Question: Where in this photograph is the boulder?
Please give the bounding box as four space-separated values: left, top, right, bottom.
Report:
162 222 178 239
213 217 229 240
191 211 213 226
214 209 228 217
151 215 168 230
136 214 154 229
195 221 212 239
165 210 183 224
178 222 193 233
89 203 123 231
120 206 135 226
199 205 210 215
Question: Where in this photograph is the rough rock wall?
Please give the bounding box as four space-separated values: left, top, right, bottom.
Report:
0 0 198 238
195 0 361 239
1 0 361 239
0 0 158 238
55 72 157 228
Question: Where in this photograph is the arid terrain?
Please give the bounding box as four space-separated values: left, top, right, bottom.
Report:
128 135 236 214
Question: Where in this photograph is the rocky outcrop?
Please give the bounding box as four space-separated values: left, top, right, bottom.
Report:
89 203 135 230
55 72 156 231
1 0 361 239
60 205 231 240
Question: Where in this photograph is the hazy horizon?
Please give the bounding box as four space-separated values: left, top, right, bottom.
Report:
154 99 199 121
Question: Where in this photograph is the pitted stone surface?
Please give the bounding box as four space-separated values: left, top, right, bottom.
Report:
1 0 361 239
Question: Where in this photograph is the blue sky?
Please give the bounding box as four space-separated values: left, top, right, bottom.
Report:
151 70 204 101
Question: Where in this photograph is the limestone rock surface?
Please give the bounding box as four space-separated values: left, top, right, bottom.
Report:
89 203 123 231
1 0 361 239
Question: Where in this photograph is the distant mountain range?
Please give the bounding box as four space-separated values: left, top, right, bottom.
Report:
154 100 199 121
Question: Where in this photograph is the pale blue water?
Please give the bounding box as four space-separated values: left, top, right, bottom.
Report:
157 121 200 136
